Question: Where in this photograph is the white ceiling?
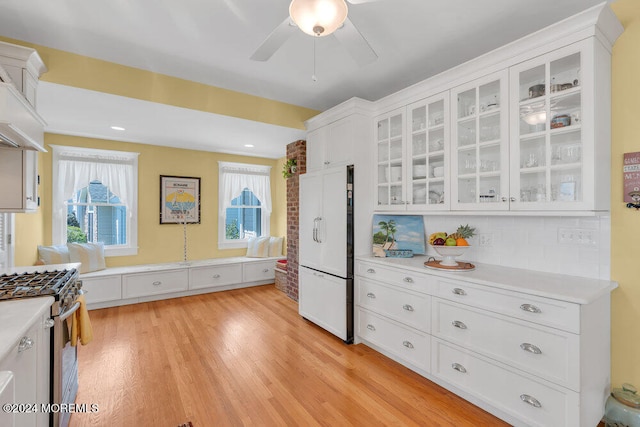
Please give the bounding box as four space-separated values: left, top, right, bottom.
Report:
0 0 610 158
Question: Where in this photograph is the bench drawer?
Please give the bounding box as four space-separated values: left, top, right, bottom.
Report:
243 261 276 282
189 264 242 290
82 275 122 304
123 269 188 298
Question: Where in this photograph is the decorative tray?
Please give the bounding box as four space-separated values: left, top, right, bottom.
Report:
424 258 475 271
384 249 414 258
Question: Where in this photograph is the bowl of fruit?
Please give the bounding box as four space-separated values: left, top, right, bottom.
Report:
428 224 475 267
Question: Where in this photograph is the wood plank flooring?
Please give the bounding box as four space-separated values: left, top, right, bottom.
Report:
70 285 508 427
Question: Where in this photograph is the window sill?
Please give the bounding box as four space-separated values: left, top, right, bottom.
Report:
105 246 139 257
218 241 249 250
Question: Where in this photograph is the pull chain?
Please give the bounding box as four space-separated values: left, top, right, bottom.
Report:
312 38 318 82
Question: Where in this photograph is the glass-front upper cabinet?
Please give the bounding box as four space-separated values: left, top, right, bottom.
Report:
375 108 406 210
406 93 449 210
451 71 509 210
510 44 587 210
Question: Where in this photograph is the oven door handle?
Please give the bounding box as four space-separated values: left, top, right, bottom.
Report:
59 301 81 322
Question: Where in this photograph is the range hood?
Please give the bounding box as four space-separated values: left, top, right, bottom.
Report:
0 82 46 152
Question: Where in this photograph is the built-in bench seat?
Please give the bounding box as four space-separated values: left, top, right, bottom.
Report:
80 256 285 310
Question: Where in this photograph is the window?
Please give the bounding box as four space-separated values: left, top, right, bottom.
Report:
218 162 271 249
52 146 139 256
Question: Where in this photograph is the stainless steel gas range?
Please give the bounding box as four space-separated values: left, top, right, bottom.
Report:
0 267 83 427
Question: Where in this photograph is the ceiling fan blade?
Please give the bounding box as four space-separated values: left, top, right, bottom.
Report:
334 17 378 67
250 17 297 61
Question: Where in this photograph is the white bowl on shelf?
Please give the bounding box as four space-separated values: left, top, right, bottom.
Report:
431 244 470 266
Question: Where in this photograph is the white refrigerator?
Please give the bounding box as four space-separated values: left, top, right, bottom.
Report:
298 165 354 343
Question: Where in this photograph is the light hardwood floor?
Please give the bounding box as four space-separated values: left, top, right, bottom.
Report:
70 285 508 426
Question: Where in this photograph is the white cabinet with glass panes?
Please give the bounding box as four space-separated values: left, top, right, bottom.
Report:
509 40 608 211
451 71 509 211
406 93 450 210
375 108 406 210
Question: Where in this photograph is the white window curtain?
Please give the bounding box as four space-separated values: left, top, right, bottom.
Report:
218 162 272 215
51 145 139 245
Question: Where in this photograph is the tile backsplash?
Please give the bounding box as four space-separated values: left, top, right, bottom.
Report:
423 215 611 280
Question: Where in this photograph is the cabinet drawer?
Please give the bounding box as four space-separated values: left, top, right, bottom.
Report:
189 264 242 290
357 278 430 332
122 269 188 299
432 338 579 427
357 308 430 372
357 261 435 293
432 298 579 390
81 275 122 304
436 279 580 333
243 261 276 282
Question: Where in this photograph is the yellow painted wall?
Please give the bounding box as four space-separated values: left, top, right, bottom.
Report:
18 134 288 267
611 0 640 388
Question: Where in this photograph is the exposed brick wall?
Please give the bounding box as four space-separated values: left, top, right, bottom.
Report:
285 140 306 301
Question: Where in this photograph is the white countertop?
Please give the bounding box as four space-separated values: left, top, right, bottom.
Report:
357 255 618 305
0 263 81 275
0 297 53 362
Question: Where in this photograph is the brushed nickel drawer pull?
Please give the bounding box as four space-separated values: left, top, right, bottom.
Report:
452 288 467 296
452 320 467 330
366 292 376 299
262 268 269 273
366 324 376 331
451 363 467 373
520 343 542 355
520 303 541 314
152 281 162 286
18 336 34 353
402 304 414 312
403 277 414 283
402 341 414 349
213 274 221 279
520 394 542 408
366 268 376 274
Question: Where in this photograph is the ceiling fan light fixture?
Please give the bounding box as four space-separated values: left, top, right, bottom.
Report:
289 0 348 37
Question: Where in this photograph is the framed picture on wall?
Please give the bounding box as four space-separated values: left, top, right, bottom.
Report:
160 175 201 224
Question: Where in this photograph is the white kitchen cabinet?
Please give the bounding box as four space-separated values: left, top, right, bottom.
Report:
0 147 38 213
0 41 47 108
82 274 122 304
189 263 242 290
306 115 367 173
509 39 610 211
299 266 348 341
122 269 188 299
242 260 276 283
450 71 510 210
355 255 616 427
0 307 51 427
375 108 406 210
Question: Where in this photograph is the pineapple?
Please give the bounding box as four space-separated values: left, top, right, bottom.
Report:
448 224 476 240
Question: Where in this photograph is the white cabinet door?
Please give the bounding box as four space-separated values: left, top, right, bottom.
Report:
82 275 122 304
0 148 38 213
306 127 327 173
451 71 510 211
325 116 355 169
299 167 347 278
0 372 14 427
375 108 406 210
299 266 348 341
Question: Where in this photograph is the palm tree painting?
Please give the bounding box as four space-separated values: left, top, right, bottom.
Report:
372 215 425 257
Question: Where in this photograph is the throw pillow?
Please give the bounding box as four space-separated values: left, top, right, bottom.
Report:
37 245 71 265
268 236 283 257
67 242 106 273
246 236 270 258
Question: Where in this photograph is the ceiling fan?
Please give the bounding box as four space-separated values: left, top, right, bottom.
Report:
250 0 380 67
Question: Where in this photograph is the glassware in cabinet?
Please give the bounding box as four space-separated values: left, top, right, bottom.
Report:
451 71 508 210
375 109 406 209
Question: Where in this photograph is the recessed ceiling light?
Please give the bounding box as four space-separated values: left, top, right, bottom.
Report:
244 144 254 148
111 126 125 131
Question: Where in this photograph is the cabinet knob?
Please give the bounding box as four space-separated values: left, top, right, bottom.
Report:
520 343 542 355
366 292 376 299
520 303 541 314
520 394 542 408
366 324 376 331
262 268 269 273
501 197 508 202
324 161 330 165
452 320 467 330
18 336 34 353
152 281 162 286
452 288 467 296
366 268 376 274
43 318 55 329
451 363 467 373
402 304 414 312
213 274 221 279
510 197 516 202
403 277 414 283
402 341 414 349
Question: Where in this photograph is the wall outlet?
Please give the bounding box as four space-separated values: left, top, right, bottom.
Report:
558 228 597 245
478 233 494 247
